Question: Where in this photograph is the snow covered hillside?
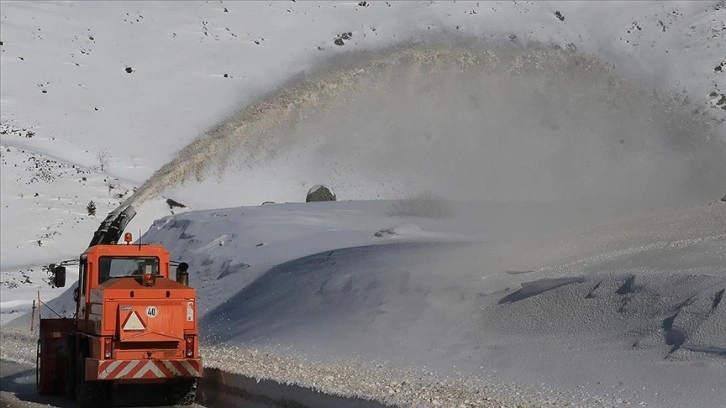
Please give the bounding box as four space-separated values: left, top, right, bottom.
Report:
2 1 726 407
158 202 726 408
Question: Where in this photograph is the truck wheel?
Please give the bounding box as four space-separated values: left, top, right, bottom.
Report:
166 378 198 405
64 340 76 398
76 349 110 407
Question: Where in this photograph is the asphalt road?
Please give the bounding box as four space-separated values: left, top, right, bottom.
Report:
0 360 205 408
0 359 73 408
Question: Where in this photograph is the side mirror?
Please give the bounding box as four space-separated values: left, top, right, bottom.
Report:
176 262 189 286
52 266 66 288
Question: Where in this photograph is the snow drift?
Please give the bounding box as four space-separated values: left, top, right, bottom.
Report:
159 202 726 408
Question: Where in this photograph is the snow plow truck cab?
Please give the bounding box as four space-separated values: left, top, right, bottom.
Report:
36 206 202 407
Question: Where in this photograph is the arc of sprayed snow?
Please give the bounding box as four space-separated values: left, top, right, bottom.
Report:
118 41 723 211
120 43 617 210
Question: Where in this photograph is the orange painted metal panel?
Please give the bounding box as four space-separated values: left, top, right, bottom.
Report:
117 300 186 342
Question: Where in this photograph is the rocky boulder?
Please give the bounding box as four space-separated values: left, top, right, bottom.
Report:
306 185 336 202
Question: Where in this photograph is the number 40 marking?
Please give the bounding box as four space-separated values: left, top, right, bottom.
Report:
145 306 158 318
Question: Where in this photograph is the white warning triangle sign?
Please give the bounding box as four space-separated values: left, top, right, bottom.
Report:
122 311 146 331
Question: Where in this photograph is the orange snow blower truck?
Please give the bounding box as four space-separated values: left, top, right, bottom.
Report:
37 206 202 407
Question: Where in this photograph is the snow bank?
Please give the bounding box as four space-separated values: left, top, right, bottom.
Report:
136 202 726 407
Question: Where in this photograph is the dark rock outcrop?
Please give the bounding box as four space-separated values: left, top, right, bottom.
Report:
306 185 336 202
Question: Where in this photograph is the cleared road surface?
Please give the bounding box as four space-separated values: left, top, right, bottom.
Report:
0 359 206 408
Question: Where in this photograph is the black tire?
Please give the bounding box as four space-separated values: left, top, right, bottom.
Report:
64 340 76 398
166 378 198 406
75 348 110 407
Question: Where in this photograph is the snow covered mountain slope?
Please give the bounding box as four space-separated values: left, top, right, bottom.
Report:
2 1 726 407
2 1 724 214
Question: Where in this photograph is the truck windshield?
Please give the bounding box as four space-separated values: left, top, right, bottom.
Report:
99 256 160 283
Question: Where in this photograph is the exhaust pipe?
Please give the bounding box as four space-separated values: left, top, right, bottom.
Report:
176 262 189 286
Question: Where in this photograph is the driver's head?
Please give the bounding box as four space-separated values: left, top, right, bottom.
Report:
132 262 145 275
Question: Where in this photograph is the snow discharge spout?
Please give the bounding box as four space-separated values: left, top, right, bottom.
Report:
122 40 726 211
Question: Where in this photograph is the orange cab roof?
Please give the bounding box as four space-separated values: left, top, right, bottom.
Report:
85 244 170 258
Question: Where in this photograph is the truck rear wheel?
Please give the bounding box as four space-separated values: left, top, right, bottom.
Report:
64 340 76 398
166 378 198 405
76 349 110 407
